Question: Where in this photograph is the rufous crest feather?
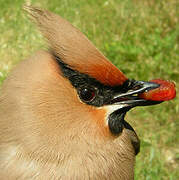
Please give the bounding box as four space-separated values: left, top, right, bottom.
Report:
23 5 127 86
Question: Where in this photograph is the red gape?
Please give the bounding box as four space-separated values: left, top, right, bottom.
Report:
139 79 176 101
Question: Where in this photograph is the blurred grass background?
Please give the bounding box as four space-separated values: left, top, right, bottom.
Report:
0 0 178 179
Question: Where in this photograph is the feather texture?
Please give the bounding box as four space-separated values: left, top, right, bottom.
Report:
0 51 136 179
23 5 127 86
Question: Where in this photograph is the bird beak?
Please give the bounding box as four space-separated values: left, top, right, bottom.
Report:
109 79 162 108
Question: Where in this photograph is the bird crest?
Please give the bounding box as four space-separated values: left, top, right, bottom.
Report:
23 5 127 86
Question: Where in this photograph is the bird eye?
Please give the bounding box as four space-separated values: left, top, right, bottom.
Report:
79 87 96 102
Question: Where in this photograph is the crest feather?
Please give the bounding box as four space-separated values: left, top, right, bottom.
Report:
23 5 127 86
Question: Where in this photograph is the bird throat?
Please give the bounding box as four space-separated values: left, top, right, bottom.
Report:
108 108 128 135
108 107 140 155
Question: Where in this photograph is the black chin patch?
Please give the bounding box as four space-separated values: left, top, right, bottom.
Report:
108 108 130 135
108 108 140 155
108 112 125 135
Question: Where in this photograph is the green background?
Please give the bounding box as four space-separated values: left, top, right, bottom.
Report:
0 0 178 179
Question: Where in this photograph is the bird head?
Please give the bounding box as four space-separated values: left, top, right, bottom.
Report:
0 7 175 177
19 6 176 155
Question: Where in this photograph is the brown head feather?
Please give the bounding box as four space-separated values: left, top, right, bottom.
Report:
23 5 127 86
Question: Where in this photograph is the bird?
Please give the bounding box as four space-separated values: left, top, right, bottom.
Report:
0 6 176 180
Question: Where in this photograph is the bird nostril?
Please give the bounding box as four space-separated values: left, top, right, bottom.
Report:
132 85 141 91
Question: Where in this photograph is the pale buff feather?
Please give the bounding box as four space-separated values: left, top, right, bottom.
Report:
0 51 137 179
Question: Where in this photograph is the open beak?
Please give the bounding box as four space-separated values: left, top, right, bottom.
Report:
110 79 162 108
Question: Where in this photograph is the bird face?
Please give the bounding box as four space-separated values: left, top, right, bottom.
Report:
54 54 160 138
